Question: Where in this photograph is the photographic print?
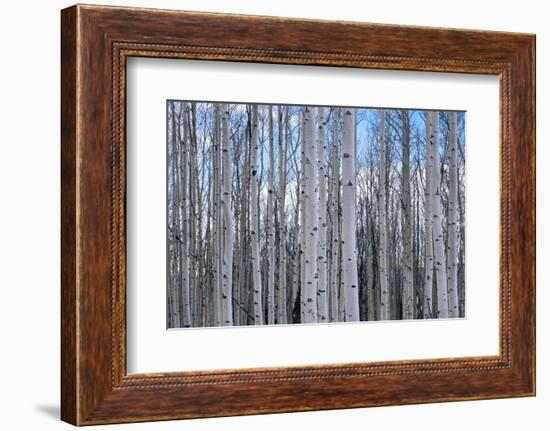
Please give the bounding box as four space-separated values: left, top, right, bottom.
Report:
167 102 465 328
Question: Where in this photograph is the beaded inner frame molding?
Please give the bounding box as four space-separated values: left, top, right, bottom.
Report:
61 4 535 425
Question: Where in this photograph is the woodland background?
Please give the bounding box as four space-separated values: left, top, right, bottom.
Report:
167 102 465 328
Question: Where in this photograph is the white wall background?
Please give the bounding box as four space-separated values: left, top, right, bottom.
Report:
0 0 546 429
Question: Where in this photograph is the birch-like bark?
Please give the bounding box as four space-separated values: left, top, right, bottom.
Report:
366 184 376 320
204 150 213 326
379 110 390 321
341 108 359 322
413 171 420 319
277 106 288 324
290 114 301 322
291 172 301 323
190 104 205 326
186 105 198 325
220 104 234 325
299 111 306 323
430 111 449 318
267 106 276 324
169 102 181 327
302 106 319 323
316 107 329 322
329 108 340 322
180 103 192 327
239 120 251 324
250 105 264 324
401 110 414 320
423 111 435 318
447 111 460 318
212 104 223 326
458 155 466 317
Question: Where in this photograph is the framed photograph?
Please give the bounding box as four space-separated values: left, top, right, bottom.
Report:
61 4 536 425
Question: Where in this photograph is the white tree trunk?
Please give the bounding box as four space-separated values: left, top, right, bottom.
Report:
329 108 340 322
291 136 301 323
379 110 390 321
292 171 301 323
267 106 276 324
316 107 329 322
237 121 250 326
341 108 360 322
401 111 414 320
299 113 306 322
213 104 223 326
429 111 449 318
423 111 435 318
169 103 181 327
302 106 319 323
220 104 234 326
277 106 288 324
250 105 264 324
180 103 191 327
447 111 460 318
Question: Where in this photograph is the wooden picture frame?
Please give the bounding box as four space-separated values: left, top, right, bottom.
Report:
61 4 535 425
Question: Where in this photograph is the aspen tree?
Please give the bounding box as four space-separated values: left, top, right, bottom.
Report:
277 106 288 324
379 110 390 321
430 111 449 318
341 108 359 322
186 105 198 325
299 110 306 323
423 111 435 318
180 103 191 327
169 102 181 327
329 108 340 322
250 105 264 324
266 106 276 324
220 104 234 325
238 111 251 324
317 107 329 321
401 110 414 319
211 104 223 326
290 110 302 322
302 106 319 323
447 111 460 318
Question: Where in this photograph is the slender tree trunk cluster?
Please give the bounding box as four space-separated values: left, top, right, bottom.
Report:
167 102 466 328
